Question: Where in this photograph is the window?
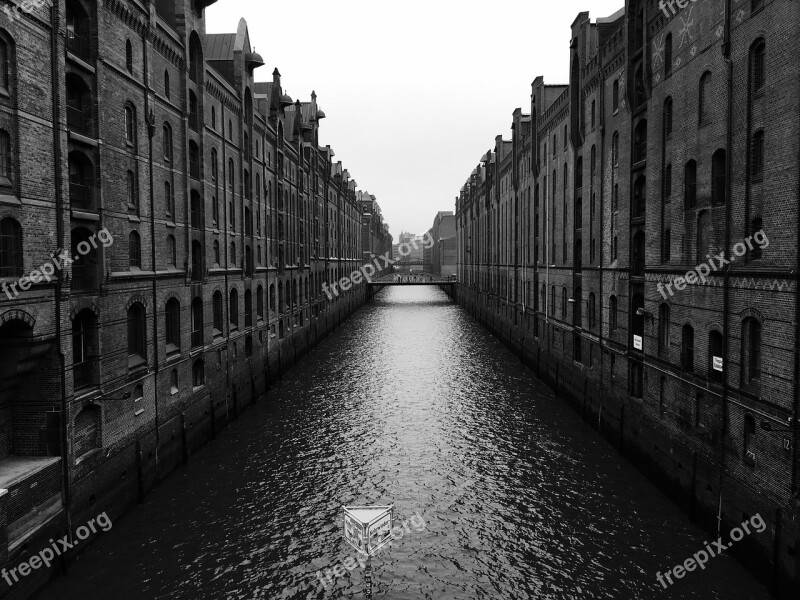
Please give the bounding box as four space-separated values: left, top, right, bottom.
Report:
189 35 201 83
658 304 670 351
684 160 697 207
632 176 646 218
699 72 712 124
711 149 726 205
191 297 203 348
211 149 218 181
750 39 765 94
164 70 170 100
588 293 596 329
228 158 235 192
681 324 695 372
257 285 264 320
213 239 220 266
189 142 200 179
244 289 252 327
190 191 203 228
125 40 133 73
0 217 22 277
127 169 138 211
124 104 136 146
609 295 618 331
633 119 647 163
230 288 239 328
162 124 173 161
191 240 203 282
164 181 174 217
167 234 176 267
127 303 146 367
128 231 141 268
192 360 205 388
751 130 764 179
662 228 671 262
0 129 11 183
72 309 97 389
612 79 619 112
665 34 673 77
165 298 180 352
0 38 8 91
189 91 199 132
550 285 555 316
212 291 223 335
561 287 567 319
742 317 762 385
230 242 237 266
663 97 673 137
611 132 619 167
590 100 595 130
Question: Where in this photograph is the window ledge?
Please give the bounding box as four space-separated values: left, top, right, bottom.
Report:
134 409 145 416
75 448 102 466
0 193 21 206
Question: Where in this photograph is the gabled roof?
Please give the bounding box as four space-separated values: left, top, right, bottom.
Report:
205 33 236 62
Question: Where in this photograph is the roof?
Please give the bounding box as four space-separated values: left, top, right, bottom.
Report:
205 33 236 61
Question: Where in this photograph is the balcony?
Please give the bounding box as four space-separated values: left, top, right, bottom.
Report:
66 31 91 62
67 105 91 137
69 182 94 212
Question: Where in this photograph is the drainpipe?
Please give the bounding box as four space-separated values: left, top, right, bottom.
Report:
143 16 160 482
51 2 73 541
717 0 733 538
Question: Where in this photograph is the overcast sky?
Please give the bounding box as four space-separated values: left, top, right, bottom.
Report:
207 0 624 237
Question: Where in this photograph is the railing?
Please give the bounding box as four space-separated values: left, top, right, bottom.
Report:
69 182 94 211
66 31 91 62
67 105 91 136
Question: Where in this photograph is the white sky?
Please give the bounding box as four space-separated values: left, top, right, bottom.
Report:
206 0 624 238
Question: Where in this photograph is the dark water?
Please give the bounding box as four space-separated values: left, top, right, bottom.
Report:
37 287 771 599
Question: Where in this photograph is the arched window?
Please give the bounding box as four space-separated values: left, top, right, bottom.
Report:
0 38 9 91
189 141 200 178
212 291 223 334
696 210 711 263
128 230 141 268
0 129 11 183
590 100 596 130
189 34 202 83
750 39 765 94
192 359 205 388
212 239 220 266
164 180 174 216
228 158 235 192
633 119 647 163
211 106 216 129
681 324 695 372
191 297 203 348
189 91 199 131
561 287 567 319
278 281 284 312
127 169 138 211
664 164 672 202
664 33 673 77
165 298 180 352
71 227 98 289
127 302 146 367
190 190 203 229
0 216 23 277
72 309 98 389
125 39 133 73
229 288 239 328
210 148 218 181
684 160 697 207
162 124 173 161
269 284 276 312
612 79 619 112
244 289 252 327
699 71 712 124
164 70 170 99
751 130 764 179
588 292 596 329
632 175 646 218
167 234 176 267
257 285 264 320
658 304 670 351
742 317 762 385
124 104 136 146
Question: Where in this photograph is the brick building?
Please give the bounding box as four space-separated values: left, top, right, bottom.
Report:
455 0 800 595
425 211 456 277
0 0 390 594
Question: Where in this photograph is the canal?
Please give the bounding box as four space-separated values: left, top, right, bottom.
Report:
36 286 771 600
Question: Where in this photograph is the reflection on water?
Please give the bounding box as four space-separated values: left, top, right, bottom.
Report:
37 286 771 600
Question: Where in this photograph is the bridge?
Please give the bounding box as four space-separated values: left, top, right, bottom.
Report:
368 275 457 287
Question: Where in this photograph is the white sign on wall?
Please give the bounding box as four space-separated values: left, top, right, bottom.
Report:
633 335 643 350
713 356 724 372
